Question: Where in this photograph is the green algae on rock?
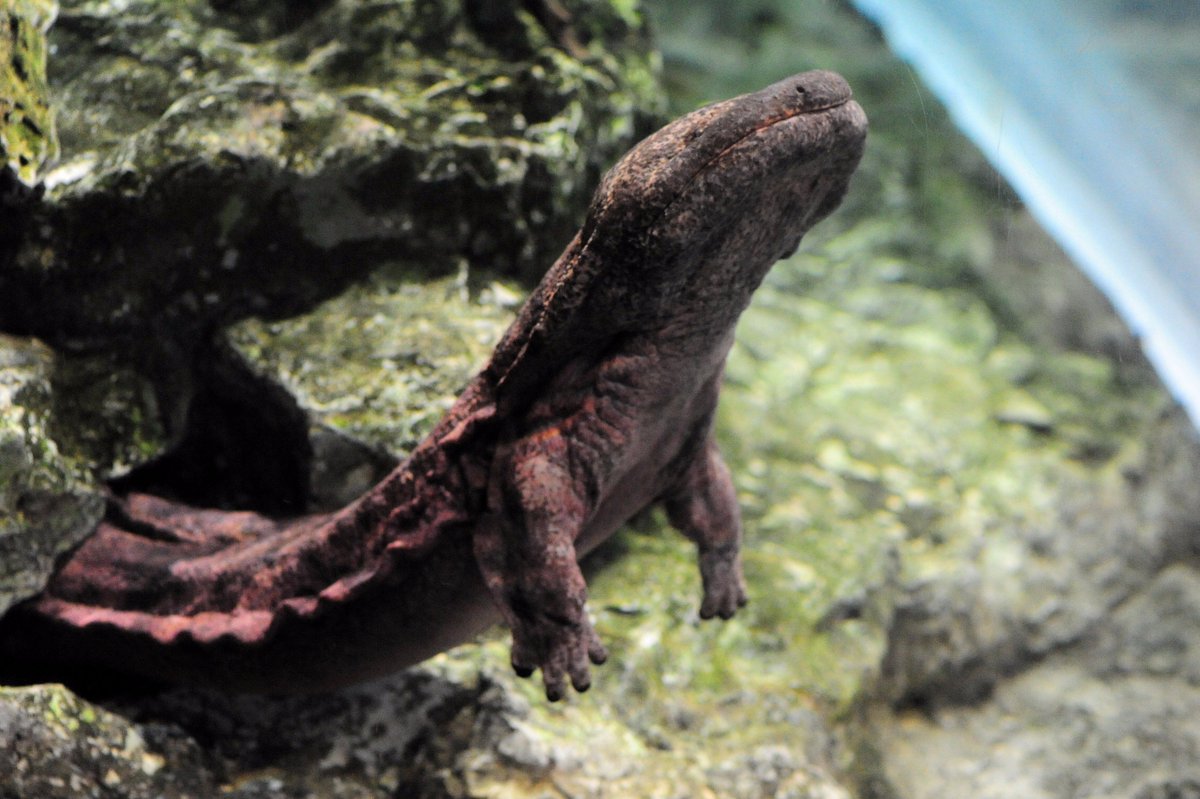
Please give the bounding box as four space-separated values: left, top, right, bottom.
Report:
0 336 104 617
231 266 521 458
231 266 523 508
0 684 212 798
0 0 57 186
0 0 662 345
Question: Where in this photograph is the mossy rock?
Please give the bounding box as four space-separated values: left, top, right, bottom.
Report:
0 684 212 798
0 335 106 617
0 0 662 347
0 0 57 186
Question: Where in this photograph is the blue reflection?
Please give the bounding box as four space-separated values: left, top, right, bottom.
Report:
851 0 1200 429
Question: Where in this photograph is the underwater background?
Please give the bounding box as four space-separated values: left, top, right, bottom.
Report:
850 0 1200 431
659 0 1200 431
2 0 1199 796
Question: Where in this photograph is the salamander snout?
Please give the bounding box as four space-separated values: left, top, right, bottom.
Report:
781 70 853 112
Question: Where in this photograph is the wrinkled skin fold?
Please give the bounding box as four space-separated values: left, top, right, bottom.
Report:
0 71 867 701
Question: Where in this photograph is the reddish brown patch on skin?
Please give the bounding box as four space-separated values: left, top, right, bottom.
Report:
0 72 867 700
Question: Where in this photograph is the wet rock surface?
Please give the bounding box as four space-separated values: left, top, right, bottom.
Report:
0 0 660 513
876 561 1200 799
877 405 1200 711
0 684 213 799
869 407 1200 798
1 657 853 799
0 335 104 617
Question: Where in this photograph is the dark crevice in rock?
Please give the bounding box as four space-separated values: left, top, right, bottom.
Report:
465 0 592 58
0 160 392 346
207 0 337 43
0 166 40 278
109 334 314 515
879 604 1023 712
465 0 544 57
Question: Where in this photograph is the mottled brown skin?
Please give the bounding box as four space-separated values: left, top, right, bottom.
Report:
0 71 867 701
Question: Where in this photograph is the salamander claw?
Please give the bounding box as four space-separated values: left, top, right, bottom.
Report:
698 545 748 620
510 614 607 701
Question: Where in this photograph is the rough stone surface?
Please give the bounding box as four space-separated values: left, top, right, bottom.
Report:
0 335 103 617
869 409 1200 798
0 684 213 799
229 267 520 503
0 652 853 798
0 0 660 345
0 0 57 186
876 563 1200 799
875 412 1178 710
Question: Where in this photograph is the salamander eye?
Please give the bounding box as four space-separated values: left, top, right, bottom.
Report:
795 85 808 98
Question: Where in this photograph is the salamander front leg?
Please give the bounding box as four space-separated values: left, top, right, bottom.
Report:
663 436 749 620
474 431 607 701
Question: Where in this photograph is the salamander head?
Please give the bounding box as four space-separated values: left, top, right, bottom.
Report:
581 69 868 326
594 69 861 225
489 71 867 396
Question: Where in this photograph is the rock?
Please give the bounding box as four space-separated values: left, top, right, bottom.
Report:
875 565 1200 799
40 651 848 799
869 412 1200 797
228 266 519 477
1092 563 1200 686
0 335 103 617
0 0 57 186
0 684 213 799
0 0 661 343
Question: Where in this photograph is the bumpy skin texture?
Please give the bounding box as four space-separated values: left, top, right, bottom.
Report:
0 72 867 700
